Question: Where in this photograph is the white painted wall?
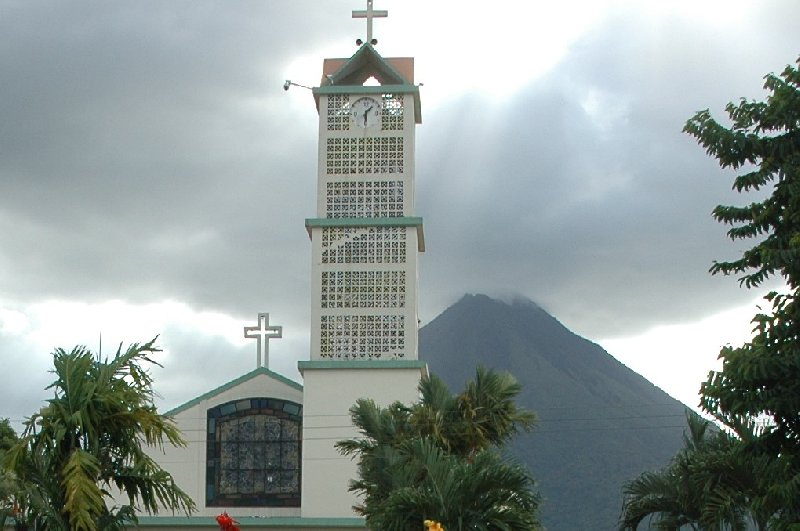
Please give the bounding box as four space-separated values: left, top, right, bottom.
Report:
142 371 303 518
299 366 424 518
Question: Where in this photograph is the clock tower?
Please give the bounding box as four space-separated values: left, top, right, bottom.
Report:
297 2 427 520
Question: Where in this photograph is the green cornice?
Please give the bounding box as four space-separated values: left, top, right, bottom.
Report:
165 367 303 416
298 359 428 372
305 216 422 227
304 217 425 251
133 516 366 528
313 84 418 96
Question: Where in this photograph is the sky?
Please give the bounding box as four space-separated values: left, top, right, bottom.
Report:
1 0 798 429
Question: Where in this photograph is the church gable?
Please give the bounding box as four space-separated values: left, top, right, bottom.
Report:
166 367 303 418
151 368 304 518
322 44 413 87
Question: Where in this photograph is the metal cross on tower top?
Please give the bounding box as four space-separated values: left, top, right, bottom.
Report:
352 0 387 43
244 313 282 369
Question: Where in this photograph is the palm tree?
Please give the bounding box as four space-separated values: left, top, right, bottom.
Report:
619 412 790 530
620 412 741 530
0 419 20 529
337 367 541 531
618 469 699 530
407 367 535 459
361 438 540 531
3 339 195 530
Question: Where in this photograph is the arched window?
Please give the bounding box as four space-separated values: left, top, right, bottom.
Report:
206 398 302 507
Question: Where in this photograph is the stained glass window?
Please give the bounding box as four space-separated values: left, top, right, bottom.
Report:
206 398 302 507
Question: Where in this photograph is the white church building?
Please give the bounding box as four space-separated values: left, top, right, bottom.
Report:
135 3 427 529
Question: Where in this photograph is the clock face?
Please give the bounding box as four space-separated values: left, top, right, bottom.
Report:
350 96 381 128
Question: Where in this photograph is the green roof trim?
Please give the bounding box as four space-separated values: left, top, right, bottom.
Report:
313 84 418 96
305 216 422 227
165 367 303 416
299 359 428 372
132 516 366 528
305 217 425 251
312 44 422 123
324 43 409 86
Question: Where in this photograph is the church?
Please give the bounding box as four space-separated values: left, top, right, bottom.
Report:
135 3 427 529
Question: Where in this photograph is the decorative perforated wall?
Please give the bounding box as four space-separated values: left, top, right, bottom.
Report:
380 94 404 131
326 180 404 218
320 227 407 264
319 314 405 359
326 94 404 132
326 137 404 175
321 270 406 309
326 94 350 131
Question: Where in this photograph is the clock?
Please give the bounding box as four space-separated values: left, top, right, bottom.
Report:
350 96 381 128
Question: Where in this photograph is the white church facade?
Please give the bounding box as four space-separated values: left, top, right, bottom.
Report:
134 3 427 529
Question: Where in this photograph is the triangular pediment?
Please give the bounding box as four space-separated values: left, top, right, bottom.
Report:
165 366 303 416
323 43 411 87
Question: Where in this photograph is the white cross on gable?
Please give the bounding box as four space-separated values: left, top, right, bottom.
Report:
352 0 387 42
243 313 283 369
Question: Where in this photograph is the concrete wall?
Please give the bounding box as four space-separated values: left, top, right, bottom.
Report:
143 370 304 519
299 365 424 518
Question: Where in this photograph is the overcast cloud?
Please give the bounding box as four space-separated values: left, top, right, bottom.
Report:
1 0 798 426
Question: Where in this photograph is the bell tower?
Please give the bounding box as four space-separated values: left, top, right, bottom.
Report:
297 2 427 519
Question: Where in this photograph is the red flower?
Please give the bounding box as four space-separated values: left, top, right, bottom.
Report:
216 511 240 531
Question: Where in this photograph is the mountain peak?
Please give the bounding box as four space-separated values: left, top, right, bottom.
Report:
419 293 687 530
454 292 541 310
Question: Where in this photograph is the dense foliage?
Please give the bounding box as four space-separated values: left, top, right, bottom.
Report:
684 56 800 450
685 56 800 526
619 412 790 530
337 366 541 531
620 56 800 530
0 419 19 528
1 339 195 530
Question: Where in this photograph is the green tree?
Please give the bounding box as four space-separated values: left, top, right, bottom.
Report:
0 419 17 455
411 366 535 457
0 419 20 529
3 339 195 530
683 55 800 525
620 413 718 530
337 366 541 531
619 412 786 530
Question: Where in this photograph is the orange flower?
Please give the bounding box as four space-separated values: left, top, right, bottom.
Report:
424 519 445 531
